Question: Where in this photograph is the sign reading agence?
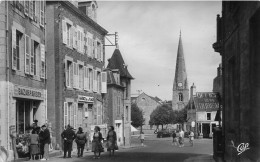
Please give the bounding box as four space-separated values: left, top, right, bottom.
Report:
78 95 94 103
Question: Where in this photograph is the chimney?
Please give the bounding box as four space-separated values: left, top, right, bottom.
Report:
78 1 97 22
190 83 196 99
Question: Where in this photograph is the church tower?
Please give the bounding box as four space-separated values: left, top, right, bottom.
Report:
172 32 189 110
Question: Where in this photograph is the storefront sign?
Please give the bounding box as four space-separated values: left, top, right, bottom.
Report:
78 95 94 103
191 121 195 127
13 85 44 100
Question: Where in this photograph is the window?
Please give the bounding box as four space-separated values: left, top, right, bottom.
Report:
207 113 211 120
93 70 97 92
62 19 73 47
87 32 93 57
29 0 33 19
97 41 101 61
117 95 121 115
101 72 107 93
64 102 77 128
14 30 22 70
65 60 73 87
178 93 183 101
73 62 79 89
24 1 29 16
84 66 89 91
79 64 84 90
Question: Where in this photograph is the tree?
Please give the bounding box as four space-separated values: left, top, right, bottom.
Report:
149 104 174 129
131 103 145 129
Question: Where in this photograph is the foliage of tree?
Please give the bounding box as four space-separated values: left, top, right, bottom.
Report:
149 104 174 129
131 103 145 128
173 106 188 124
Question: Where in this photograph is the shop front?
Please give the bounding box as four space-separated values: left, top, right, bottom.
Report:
12 84 46 158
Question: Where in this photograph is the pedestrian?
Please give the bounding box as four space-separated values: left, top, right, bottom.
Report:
179 129 184 147
31 120 41 134
61 125 76 158
75 127 87 157
189 130 194 147
172 130 178 146
92 126 103 159
138 132 145 146
39 125 51 160
30 131 40 160
106 126 117 156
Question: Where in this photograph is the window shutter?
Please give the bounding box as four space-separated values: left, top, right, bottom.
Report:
70 25 73 48
94 70 97 92
81 32 84 53
84 33 88 55
83 66 86 90
25 35 30 74
40 1 45 27
73 26 77 49
76 63 79 89
101 72 107 93
101 43 103 62
94 40 97 59
74 103 77 128
29 0 33 19
12 27 17 70
62 20 67 44
40 44 45 79
65 61 69 87
64 102 68 128
24 1 29 16
77 27 80 52
73 62 76 88
30 39 34 75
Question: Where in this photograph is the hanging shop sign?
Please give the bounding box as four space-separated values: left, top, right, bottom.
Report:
13 85 44 100
78 95 94 103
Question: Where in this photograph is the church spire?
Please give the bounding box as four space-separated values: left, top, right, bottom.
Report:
172 32 189 110
173 32 188 90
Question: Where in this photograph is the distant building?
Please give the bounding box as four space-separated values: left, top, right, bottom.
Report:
172 33 189 111
213 1 260 161
213 64 222 96
131 92 162 129
105 48 133 146
187 84 220 138
46 0 108 148
0 1 47 157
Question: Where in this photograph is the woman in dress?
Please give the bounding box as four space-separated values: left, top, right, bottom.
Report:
106 126 117 156
92 126 103 159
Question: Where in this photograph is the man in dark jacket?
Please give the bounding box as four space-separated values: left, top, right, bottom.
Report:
61 125 76 158
39 125 51 160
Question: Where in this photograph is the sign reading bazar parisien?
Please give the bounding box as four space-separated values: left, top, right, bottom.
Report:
78 95 94 103
13 85 44 100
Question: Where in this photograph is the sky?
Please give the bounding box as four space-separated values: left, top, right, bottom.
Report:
97 1 222 101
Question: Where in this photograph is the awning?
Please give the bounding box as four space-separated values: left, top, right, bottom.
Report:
131 125 138 132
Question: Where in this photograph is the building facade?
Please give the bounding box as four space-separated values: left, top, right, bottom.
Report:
131 92 162 130
172 33 189 111
46 1 108 148
187 85 220 139
213 1 260 161
0 1 47 158
105 48 133 146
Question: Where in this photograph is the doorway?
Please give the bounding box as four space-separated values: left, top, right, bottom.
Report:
202 123 210 138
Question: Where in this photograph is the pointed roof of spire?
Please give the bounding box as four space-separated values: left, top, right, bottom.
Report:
173 32 188 89
107 49 134 79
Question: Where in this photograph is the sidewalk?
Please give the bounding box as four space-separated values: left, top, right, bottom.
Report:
184 155 215 162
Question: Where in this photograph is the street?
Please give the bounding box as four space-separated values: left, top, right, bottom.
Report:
45 135 213 162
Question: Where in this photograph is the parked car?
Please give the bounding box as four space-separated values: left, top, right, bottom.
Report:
157 129 172 138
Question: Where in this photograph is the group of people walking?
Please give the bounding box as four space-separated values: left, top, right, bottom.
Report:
172 129 194 147
61 125 118 159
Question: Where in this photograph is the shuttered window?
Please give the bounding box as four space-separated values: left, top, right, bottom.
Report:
62 20 67 44
64 102 68 128
12 27 17 70
40 1 45 27
40 44 45 79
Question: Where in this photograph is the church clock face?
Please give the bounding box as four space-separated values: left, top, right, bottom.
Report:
178 82 183 87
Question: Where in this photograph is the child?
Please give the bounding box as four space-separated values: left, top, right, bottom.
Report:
138 132 145 146
189 131 194 147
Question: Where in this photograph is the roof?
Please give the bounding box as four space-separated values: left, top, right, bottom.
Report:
193 92 220 111
138 92 162 105
107 49 134 79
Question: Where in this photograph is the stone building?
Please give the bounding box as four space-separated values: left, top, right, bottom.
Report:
131 92 162 130
0 1 47 158
46 0 108 148
172 33 189 111
213 1 260 161
213 64 222 96
105 48 133 146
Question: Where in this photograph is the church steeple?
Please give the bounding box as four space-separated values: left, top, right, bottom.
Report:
172 32 189 110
